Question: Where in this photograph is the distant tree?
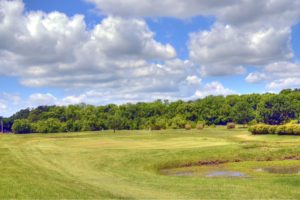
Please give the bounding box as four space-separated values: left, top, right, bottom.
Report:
33 118 61 133
108 110 123 133
231 101 255 125
12 119 32 134
6 89 300 133
257 94 295 125
12 108 31 120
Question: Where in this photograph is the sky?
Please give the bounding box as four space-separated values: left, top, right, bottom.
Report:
0 0 300 117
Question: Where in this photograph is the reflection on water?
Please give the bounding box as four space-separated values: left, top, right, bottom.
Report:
206 171 246 177
257 166 300 174
160 169 247 177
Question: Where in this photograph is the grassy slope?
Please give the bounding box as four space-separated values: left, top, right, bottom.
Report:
1 127 300 199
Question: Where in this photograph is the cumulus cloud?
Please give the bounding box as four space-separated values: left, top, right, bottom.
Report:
0 0 199 97
193 82 236 98
245 72 268 83
245 62 300 90
28 93 58 106
0 102 6 110
89 0 300 77
86 0 237 18
87 0 300 24
0 93 21 117
186 75 201 85
189 24 293 76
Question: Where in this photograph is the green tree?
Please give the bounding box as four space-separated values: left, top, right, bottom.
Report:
257 94 295 125
12 119 32 134
231 101 255 125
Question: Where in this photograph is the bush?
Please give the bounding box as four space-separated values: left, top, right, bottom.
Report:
227 122 235 129
267 125 277 134
293 125 300 135
249 124 300 135
275 125 286 135
287 120 299 125
185 124 192 130
248 124 269 135
196 123 204 130
284 125 294 135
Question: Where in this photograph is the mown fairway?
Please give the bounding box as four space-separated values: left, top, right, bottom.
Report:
1 127 300 199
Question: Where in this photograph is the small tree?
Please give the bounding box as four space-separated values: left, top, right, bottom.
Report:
108 111 123 133
231 101 255 126
257 94 295 125
12 119 32 134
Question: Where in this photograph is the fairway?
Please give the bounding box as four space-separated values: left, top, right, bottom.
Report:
1 128 300 199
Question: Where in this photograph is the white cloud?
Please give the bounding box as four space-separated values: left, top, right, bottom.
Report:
28 93 58 106
0 0 198 98
193 82 236 98
86 0 237 18
245 62 300 90
122 0 294 76
94 0 300 77
267 78 300 90
245 72 268 83
0 102 6 110
0 93 22 117
189 24 293 76
186 75 201 85
87 0 300 25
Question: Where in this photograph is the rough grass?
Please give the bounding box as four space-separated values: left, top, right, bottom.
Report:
1 127 300 199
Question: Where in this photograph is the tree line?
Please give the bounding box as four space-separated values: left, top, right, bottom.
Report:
1 89 300 134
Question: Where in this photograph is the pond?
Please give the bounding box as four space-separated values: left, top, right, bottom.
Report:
160 168 248 178
256 166 300 174
206 171 247 177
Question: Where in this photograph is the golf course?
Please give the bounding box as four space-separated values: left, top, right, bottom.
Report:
1 127 300 199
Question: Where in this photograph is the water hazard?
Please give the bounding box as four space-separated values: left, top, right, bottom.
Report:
256 166 300 174
161 168 248 178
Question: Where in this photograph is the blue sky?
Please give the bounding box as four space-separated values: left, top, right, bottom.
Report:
0 0 300 116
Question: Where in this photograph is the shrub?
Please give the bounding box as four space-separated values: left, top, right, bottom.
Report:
227 122 235 129
249 124 269 135
293 125 300 135
196 123 204 130
249 124 300 135
275 125 286 135
284 125 294 135
287 120 299 125
185 124 192 130
267 125 277 134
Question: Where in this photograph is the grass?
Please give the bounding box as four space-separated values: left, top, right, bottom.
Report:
1 127 300 199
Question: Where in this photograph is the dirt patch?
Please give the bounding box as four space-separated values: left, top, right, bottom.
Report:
179 159 241 168
283 155 300 160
